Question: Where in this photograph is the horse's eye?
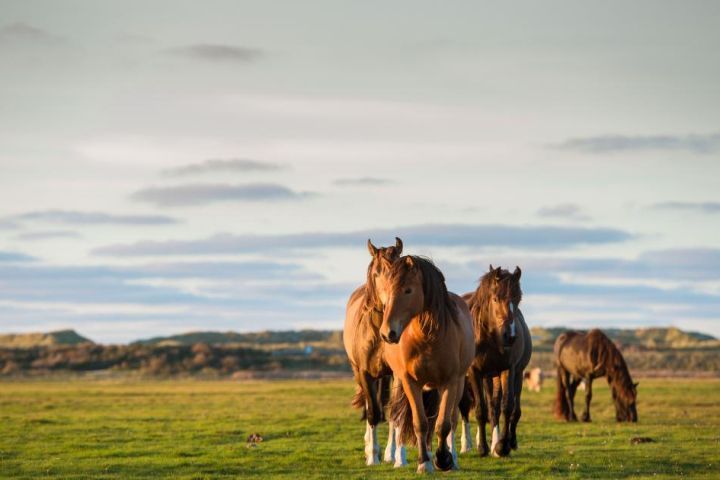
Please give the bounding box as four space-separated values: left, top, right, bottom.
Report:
493 296 498 303
404 288 412 295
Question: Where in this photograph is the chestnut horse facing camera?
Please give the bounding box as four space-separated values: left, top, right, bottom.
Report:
378 255 475 473
554 329 638 423
343 237 405 466
460 265 532 457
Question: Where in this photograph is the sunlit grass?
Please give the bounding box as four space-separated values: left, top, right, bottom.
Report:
0 378 718 478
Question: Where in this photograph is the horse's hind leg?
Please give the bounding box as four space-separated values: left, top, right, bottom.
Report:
509 370 524 450
563 371 578 422
386 376 407 467
567 377 580 422
360 372 381 465
581 377 593 422
458 376 474 453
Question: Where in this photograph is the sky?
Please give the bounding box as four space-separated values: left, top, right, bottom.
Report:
1 0 719 343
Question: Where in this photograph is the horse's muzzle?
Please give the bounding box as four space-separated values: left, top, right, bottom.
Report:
381 330 400 344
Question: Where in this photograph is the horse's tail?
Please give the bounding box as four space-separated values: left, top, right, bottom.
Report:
390 384 414 443
390 385 440 444
352 384 367 421
553 366 569 420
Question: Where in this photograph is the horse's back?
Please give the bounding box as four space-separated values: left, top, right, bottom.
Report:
343 285 366 365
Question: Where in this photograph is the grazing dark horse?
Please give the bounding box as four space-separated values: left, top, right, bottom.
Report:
459 265 532 457
379 255 475 473
344 238 406 466
554 329 638 423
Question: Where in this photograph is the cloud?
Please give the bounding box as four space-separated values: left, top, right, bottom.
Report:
333 177 394 186
163 158 283 176
0 22 63 46
552 132 720 154
130 183 314 207
651 201 720 214
165 44 262 62
94 223 632 257
9 210 179 225
536 203 590 221
14 230 82 241
0 251 36 262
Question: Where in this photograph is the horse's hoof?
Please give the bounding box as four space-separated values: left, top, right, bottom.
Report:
581 414 591 423
417 461 434 474
393 446 407 468
383 448 394 463
478 444 489 457
492 441 510 458
433 448 454 471
365 456 380 466
509 438 518 451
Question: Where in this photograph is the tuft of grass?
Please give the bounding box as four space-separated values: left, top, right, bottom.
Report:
0 378 718 478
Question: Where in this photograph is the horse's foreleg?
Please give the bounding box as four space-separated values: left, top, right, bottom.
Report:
360 372 380 465
509 370 523 451
581 377 593 422
488 375 502 457
433 380 460 471
401 377 433 473
469 369 489 456
493 369 514 457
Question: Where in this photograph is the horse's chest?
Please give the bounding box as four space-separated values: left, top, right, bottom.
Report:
473 347 510 376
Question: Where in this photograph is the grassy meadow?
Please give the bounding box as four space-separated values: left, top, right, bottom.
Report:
0 378 718 479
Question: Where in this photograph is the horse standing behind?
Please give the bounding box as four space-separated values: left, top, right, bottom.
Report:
378 255 475 473
554 329 638 422
460 265 532 457
343 238 405 466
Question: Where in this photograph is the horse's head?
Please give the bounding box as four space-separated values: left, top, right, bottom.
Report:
378 256 425 344
366 237 403 311
613 381 639 422
486 264 522 350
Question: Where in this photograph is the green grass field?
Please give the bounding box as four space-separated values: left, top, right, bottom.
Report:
1 378 718 479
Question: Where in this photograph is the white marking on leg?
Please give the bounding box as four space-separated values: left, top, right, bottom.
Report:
490 425 500 458
460 420 473 453
384 421 395 463
475 426 481 450
417 460 434 474
393 426 407 467
446 428 459 469
364 422 380 465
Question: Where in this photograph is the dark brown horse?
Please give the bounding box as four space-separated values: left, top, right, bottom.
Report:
344 238 405 466
379 256 475 473
554 329 638 422
459 265 532 457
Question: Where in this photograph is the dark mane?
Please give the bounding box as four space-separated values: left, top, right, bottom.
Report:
388 255 456 336
467 267 522 343
589 329 636 404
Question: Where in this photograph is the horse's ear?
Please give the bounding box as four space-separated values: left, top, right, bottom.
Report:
395 237 403 255
367 239 379 257
405 256 415 269
489 264 494 272
513 266 522 280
